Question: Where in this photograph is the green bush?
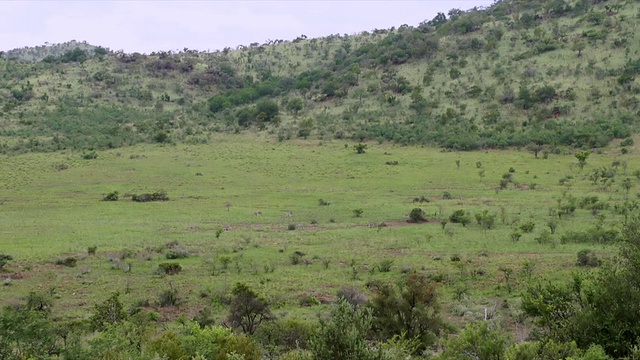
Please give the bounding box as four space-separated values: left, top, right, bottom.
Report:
0 254 13 271
157 262 182 275
102 191 119 201
576 249 601 267
449 209 471 226
408 208 427 223
131 190 169 202
55 257 77 267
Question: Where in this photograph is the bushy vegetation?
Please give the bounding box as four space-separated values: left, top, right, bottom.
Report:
2 0 640 154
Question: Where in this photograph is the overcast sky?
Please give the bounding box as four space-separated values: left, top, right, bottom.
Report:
1 0 494 54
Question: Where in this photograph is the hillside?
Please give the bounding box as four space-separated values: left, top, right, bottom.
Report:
0 0 639 154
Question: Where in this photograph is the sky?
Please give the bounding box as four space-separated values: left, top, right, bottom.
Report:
1 0 495 54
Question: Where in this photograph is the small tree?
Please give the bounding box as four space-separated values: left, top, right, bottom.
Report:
353 208 364 218
227 283 272 335
575 151 590 171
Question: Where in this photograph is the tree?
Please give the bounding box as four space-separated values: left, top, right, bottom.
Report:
255 100 279 123
227 283 272 335
572 40 586 57
287 97 304 116
369 273 443 352
575 151 590 171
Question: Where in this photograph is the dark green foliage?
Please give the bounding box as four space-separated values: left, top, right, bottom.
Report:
0 306 57 359
353 143 367 154
310 299 386 360
522 214 640 357
449 209 471 226
82 151 98 160
131 190 168 202
91 292 127 331
352 208 364 217
158 286 181 307
102 191 119 201
318 198 330 206
408 207 427 223
474 210 496 229
228 282 272 335
438 322 511 360
157 262 182 275
255 318 316 355
560 227 619 244
0 254 12 271
576 249 601 267
55 256 77 267
520 221 536 233
368 272 443 352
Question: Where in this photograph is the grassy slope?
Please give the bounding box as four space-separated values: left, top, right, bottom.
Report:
1 0 639 153
1 134 636 327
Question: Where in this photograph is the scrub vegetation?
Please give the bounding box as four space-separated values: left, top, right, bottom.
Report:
2 0 640 358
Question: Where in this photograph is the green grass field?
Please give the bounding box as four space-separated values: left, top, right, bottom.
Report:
0 134 637 328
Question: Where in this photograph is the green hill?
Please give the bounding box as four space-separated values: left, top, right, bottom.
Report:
0 0 639 154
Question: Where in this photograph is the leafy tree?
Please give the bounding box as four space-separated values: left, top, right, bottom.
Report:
0 305 57 358
227 283 272 335
575 151 590 170
255 99 279 123
287 97 304 116
369 273 443 352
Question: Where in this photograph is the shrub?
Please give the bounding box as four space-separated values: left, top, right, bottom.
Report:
165 247 189 259
576 249 601 267
449 210 471 226
288 224 297 231
91 292 127 331
158 286 181 307
131 190 169 202
157 262 182 275
290 252 303 265
352 208 364 218
413 195 430 203
520 221 536 233
0 254 13 271
353 143 367 154
318 199 330 206
102 191 119 201
56 257 77 267
337 286 368 307
408 208 427 223
81 151 98 160
87 246 97 256
377 259 394 272
442 191 453 200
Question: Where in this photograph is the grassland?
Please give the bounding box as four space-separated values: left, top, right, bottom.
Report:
1 135 636 330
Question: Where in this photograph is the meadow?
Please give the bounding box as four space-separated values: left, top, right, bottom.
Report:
1 134 635 331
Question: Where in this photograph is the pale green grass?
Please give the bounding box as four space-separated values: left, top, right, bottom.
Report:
0 135 636 324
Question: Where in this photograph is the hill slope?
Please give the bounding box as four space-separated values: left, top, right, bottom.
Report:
0 0 639 154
